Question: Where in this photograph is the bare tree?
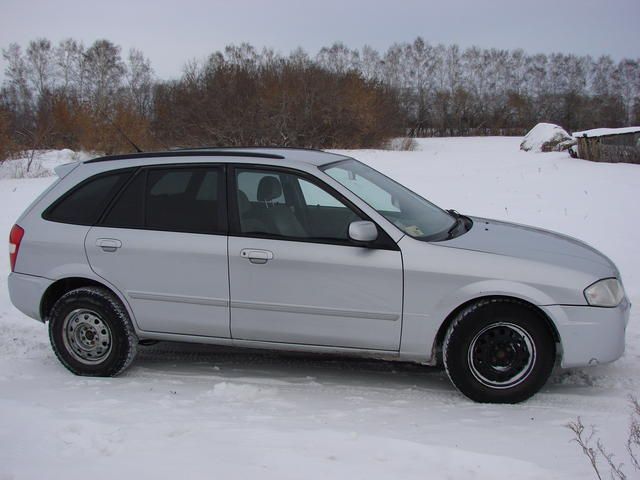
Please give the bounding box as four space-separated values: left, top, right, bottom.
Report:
359 45 382 81
126 48 154 117
2 35 639 159
616 59 640 124
25 38 55 98
83 39 125 112
2 43 32 118
55 38 84 96
316 42 360 74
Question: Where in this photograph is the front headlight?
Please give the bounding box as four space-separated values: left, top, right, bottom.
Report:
584 278 624 307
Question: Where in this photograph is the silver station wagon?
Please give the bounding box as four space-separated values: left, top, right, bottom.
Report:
8 148 630 403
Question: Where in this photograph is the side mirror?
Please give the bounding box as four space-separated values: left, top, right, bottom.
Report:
348 221 378 243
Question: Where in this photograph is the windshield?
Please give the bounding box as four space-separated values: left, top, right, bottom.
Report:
322 159 456 241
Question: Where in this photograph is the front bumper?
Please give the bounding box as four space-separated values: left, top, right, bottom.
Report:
8 272 53 322
544 297 631 368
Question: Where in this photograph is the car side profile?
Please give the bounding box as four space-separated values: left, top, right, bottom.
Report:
8 148 630 403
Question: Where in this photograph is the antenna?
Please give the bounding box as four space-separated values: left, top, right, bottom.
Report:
107 117 143 153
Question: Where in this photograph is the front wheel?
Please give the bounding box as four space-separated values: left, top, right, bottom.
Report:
443 299 555 403
48 287 138 376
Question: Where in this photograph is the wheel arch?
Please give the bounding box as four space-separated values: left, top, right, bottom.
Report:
40 277 133 326
431 295 561 366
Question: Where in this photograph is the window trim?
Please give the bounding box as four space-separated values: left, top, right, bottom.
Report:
97 163 228 236
42 167 136 226
227 164 399 250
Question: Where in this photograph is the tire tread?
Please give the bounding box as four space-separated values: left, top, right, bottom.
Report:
48 286 137 376
442 297 555 403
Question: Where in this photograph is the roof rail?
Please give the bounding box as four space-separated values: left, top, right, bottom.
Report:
84 150 285 164
170 146 325 153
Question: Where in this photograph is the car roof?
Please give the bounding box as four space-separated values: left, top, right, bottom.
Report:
83 147 351 167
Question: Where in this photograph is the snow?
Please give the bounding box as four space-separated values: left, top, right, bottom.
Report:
520 123 572 152
0 149 92 179
1 137 639 479
572 126 640 138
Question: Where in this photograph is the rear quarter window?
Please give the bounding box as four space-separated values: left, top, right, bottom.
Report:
43 170 132 225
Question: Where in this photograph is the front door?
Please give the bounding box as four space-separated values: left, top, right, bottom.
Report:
85 164 230 338
228 166 403 351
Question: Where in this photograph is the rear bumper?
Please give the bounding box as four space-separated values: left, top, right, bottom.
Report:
7 272 53 322
544 298 631 368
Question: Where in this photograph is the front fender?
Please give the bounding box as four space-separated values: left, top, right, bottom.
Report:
399 278 560 363
397 236 587 363
433 279 559 315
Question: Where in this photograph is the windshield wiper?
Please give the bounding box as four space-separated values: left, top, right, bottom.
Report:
446 209 462 239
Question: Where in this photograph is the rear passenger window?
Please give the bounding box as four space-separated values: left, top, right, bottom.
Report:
102 166 225 234
150 170 191 196
44 171 132 225
196 171 218 201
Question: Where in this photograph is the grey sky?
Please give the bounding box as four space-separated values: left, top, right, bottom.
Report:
1 0 639 81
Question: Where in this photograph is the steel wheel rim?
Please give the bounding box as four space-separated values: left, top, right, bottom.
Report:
62 309 113 365
467 322 536 389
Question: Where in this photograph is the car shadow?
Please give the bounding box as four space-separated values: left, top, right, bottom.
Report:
134 340 454 393
132 341 611 400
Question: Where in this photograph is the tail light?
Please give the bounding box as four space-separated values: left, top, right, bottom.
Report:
9 224 24 272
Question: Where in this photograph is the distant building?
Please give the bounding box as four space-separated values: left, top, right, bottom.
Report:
573 127 640 164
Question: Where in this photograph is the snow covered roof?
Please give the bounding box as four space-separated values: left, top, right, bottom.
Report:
572 126 640 138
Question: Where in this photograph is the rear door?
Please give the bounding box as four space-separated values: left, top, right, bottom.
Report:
85 164 230 338
228 166 403 351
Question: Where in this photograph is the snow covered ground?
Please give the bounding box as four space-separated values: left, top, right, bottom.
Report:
0 137 638 479
0 149 94 179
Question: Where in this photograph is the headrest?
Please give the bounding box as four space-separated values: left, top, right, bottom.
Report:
237 190 250 215
257 176 282 202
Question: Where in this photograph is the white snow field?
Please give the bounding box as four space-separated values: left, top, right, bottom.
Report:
0 137 638 479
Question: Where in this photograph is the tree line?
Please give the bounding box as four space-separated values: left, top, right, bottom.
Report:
1 37 638 159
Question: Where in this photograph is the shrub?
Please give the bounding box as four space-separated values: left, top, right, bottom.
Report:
567 395 639 479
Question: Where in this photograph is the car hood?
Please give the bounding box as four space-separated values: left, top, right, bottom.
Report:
439 216 617 278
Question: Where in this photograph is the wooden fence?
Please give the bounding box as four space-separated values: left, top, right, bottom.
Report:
576 132 640 164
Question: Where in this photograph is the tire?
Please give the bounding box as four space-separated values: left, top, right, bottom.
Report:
48 287 138 376
443 298 555 403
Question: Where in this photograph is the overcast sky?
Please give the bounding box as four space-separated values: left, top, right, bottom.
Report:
1 0 639 81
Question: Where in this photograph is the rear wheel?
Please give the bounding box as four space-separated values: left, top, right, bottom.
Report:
48 287 137 376
443 298 555 403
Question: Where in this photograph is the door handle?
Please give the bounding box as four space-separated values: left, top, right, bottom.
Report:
240 249 273 264
96 238 122 252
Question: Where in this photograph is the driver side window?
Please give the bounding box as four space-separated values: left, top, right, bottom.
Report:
234 168 363 242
